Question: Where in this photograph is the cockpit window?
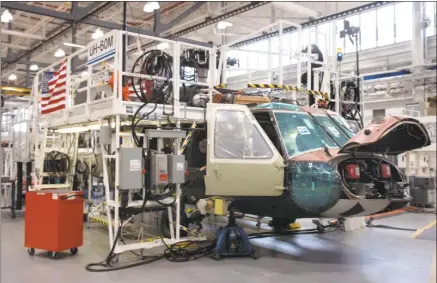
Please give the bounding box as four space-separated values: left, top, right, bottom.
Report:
214 110 274 159
313 115 352 145
274 112 349 158
329 115 356 137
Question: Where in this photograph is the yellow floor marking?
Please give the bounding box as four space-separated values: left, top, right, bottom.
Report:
411 220 437 239
430 248 436 283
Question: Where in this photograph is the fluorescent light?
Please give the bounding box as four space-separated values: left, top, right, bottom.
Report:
150 2 160 9
29 64 39 71
54 48 65 57
157 42 169 50
144 2 160 12
92 28 104 39
64 42 85 48
1 10 13 23
8 73 17 81
217 21 233 30
81 71 88 77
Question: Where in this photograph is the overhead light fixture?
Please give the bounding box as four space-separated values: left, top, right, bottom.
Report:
217 21 233 30
1 10 13 23
143 2 160 12
157 42 169 50
81 71 88 77
30 64 39 71
8 73 17 81
54 48 65 57
64 42 85 49
92 28 104 39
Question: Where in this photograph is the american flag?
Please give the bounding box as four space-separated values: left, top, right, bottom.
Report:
40 60 67 114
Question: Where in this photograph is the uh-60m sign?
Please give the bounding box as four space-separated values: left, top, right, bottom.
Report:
87 32 116 65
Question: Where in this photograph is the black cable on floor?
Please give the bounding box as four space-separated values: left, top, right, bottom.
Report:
85 218 342 272
365 217 418 232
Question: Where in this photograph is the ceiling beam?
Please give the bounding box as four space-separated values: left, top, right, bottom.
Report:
1 2 117 71
1 42 29 51
161 2 205 33
0 2 73 21
141 1 269 49
82 19 213 48
0 29 46 40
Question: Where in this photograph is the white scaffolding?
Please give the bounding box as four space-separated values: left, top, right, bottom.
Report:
29 30 215 254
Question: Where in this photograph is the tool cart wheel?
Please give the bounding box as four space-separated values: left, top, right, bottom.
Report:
49 251 59 260
27 248 35 256
70 247 78 255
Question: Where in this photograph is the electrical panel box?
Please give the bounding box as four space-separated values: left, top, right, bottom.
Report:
119 148 143 190
100 126 112 145
407 152 417 168
397 153 407 168
151 154 168 186
167 155 186 184
419 153 429 167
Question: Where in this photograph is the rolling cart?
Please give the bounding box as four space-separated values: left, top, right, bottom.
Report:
25 190 84 259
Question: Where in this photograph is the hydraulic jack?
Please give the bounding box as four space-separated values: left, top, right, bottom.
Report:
212 211 257 261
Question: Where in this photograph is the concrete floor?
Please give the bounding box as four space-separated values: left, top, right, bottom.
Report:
1 211 435 283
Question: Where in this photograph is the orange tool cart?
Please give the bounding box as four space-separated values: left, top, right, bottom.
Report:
25 190 84 259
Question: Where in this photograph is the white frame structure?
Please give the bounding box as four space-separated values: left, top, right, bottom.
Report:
30 30 216 254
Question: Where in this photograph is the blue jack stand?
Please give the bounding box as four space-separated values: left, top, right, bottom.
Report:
212 211 257 261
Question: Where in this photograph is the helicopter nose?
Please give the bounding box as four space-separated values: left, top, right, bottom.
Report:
288 161 342 214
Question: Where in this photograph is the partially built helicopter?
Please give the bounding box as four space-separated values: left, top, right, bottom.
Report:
181 101 431 230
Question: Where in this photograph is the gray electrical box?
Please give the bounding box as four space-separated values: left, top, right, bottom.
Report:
168 155 186 184
119 148 143 190
151 154 168 186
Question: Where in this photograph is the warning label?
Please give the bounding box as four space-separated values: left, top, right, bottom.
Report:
129 160 141 171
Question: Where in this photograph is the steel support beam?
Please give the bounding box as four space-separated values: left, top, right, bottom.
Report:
2 42 28 51
231 1 392 48
1 2 117 71
0 2 73 21
163 2 205 32
0 29 45 40
1 58 50 68
141 1 269 49
84 18 213 48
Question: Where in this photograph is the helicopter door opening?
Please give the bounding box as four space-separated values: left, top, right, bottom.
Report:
205 103 285 197
252 112 285 157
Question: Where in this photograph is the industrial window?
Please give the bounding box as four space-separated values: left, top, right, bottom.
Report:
336 20 345 52
395 2 413 43
360 10 377 50
289 32 299 64
281 33 292 66
270 37 279 68
377 4 395 47
245 44 258 71
316 23 330 57
344 15 360 54
214 110 273 159
425 1 436 37
257 40 269 70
